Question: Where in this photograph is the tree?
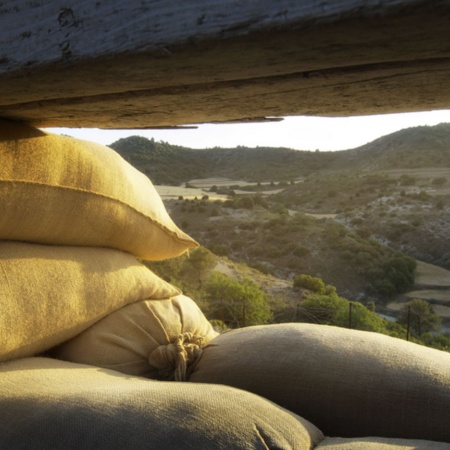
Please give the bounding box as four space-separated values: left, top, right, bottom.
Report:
299 293 347 324
333 301 387 333
293 274 326 293
204 273 272 328
186 247 215 289
366 255 416 297
397 299 442 336
299 292 390 334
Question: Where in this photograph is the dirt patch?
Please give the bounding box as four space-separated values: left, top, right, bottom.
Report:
415 261 450 287
387 260 450 321
388 300 450 319
405 289 450 303
188 177 257 188
155 185 228 201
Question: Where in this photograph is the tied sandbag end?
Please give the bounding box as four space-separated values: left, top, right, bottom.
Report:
149 332 205 381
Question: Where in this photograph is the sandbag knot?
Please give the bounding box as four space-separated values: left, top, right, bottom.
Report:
148 332 205 381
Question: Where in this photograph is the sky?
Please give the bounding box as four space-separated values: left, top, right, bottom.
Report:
45 109 450 152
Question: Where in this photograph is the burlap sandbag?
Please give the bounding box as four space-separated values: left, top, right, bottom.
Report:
0 119 197 260
0 357 324 450
52 295 219 380
0 241 180 362
189 323 450 443
316 437 450 449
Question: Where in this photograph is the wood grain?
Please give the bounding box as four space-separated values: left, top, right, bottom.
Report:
1 1 450 127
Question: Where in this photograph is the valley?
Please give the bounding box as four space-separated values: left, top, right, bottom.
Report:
112 123 450 347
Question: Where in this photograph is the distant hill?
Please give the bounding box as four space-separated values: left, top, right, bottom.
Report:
110 136 337 184
339 123 450 172
110 123 450 184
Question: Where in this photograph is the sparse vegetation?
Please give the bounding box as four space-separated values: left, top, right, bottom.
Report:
121 124 450 351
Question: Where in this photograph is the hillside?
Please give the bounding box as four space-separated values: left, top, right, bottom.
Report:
110 123 450 184
165 199 416 301
110 137 337 184
111 124 450 317
111 124 450 269
341 123 450 172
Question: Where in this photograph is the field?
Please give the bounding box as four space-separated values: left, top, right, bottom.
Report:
387 261 450 322
155 185 227 201
156 177 283 200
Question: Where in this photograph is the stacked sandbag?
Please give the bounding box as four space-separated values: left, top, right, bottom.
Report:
0 118 198 260
189 323 450 444
51 295 219 380
0 119 204 362
0 241 180 362
0 357 325 450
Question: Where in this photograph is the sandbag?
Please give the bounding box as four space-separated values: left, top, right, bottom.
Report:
0 357 324 450
189 323 450 443
316 437 450 449
52 295 219 380
0 241 180 362
0 119 197 260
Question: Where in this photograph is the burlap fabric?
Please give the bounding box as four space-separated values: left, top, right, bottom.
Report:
0 241 180 362
189 323 450 443
316 437 450 449
0 119 197 260
0 357 325 450
53 295 219 380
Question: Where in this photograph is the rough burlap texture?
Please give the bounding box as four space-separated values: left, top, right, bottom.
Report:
52 295 219 380
0 357 324 450
315 437 450 449
0 241 180 362
0 119 197 260
189 323 450 443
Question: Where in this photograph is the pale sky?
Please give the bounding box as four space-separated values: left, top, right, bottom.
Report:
45 109 450 152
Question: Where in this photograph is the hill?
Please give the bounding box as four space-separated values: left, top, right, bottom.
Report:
110 123 450 318
110 137 337 184
339 123 450 172
110 123 450 184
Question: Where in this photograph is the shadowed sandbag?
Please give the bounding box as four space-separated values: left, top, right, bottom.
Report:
189 323 450 443
0 357 325 450
0 241 180 362
52 295 219 380
0 119 197 260
315 437 450 449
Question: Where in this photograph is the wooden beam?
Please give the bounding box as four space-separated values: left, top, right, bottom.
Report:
1 1 450 128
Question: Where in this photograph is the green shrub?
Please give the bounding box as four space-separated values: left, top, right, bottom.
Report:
293 274 326 293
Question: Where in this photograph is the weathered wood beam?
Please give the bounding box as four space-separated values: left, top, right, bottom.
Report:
1 1 450 128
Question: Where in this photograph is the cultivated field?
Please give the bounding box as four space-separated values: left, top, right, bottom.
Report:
155 185 228 201
156 177 283 200
387 261 450 321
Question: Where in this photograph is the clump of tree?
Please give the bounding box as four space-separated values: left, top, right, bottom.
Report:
292 275 449 352
365 255 416 297
293 275 384 331
296 288 388 334
293 274 326 293
203 273 272 327
223 195 268 210
397 298 442 337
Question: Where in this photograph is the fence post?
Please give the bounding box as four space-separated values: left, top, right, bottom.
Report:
348 302 353 329
406 305 411 341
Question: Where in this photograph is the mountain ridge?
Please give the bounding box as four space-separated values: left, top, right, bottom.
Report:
110 123 450 184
